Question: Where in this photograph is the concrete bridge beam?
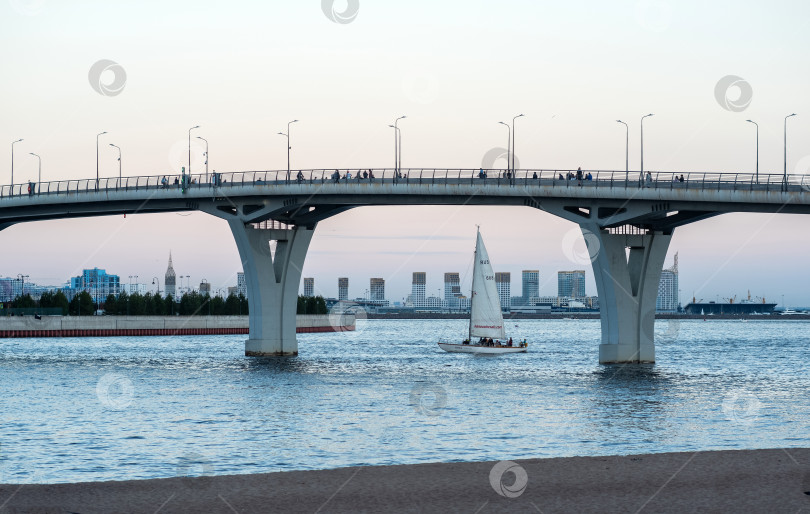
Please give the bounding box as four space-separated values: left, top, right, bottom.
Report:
228 220 315 356
581 225 673 364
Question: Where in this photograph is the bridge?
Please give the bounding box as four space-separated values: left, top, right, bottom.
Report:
2 168 809 363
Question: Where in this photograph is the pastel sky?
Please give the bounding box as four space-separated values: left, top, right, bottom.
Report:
1 0 809 305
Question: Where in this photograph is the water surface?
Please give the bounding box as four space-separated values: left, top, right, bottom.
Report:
0 319 808 483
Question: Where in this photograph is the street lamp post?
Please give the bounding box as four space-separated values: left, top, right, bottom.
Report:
16 274 29 300
11 138 23 188
152 277 160 296
784 113 797 189
511 114 524 177
640 114 654 183
29 152 41 188
746 119 759 184
616 120 629 184
279 119 298 181
96 132 107 189
393 116 406 175
196 136 209 181
498 121 510 177
388 125 399 175
109 144 121 183
277 131 289 180
188 125 200 178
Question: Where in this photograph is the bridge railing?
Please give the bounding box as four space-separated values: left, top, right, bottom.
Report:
1 168 808 199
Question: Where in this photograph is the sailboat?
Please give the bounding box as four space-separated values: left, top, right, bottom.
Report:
438 228 528 354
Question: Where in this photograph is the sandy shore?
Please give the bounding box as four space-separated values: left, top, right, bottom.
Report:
2 448 808 513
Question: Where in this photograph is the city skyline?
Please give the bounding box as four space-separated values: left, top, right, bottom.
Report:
0 241 796 307
2 1 810 306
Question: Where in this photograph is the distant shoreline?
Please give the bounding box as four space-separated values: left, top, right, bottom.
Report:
2 448 807 512
367 312 809 320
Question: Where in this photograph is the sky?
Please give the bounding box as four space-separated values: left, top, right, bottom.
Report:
1 0 809 305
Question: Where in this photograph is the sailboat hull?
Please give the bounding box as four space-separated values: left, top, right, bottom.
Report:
438 342 527 354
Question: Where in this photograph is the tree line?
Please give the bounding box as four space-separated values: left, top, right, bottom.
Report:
8 291 328 316
103 291 249 316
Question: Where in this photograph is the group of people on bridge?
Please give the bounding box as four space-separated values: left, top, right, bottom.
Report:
328 169 386 183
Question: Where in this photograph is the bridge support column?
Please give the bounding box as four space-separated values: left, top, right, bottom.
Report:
582 225 673 364
228 221 315 356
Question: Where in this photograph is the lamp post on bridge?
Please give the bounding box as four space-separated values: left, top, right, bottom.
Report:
388 124 400 176
393 115 406 175
96 132 107 190
109 144 121 183
196 136 209 182
497 121 510 177
616 120 629 185
745 119 759 184
29 152 41 188
278 119 298 181
11 138 23 188
511 114 524 178
640 114 654 184
784 113 797 190
188 125 200 178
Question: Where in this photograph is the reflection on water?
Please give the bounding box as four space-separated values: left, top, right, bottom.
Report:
0 319 808 483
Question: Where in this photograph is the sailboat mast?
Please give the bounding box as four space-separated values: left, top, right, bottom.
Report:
468 228 477 341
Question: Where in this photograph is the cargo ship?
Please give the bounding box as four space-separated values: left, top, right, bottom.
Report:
684 291 776 315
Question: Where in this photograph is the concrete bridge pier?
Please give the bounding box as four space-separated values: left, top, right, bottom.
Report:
581 225 673 364
228 220 315 356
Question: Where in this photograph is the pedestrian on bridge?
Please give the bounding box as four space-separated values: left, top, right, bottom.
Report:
576 167 583 186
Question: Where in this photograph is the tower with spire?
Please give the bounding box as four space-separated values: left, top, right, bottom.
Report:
165 252 176 298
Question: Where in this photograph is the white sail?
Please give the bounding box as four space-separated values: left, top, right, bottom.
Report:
469 230 506 340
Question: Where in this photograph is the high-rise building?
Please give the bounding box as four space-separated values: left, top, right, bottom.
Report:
656 253 679 312
199 281 211 295
70 268 121 303
444 272 461 309
303 277 314 297
338 277 349 301
122 282 147 295
0 277 26 301
237 272 247 297
164 252 176 298
522 270 539 300
558 270 586 298
412 272 426 307
370 278 385 302
495 272 511 312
